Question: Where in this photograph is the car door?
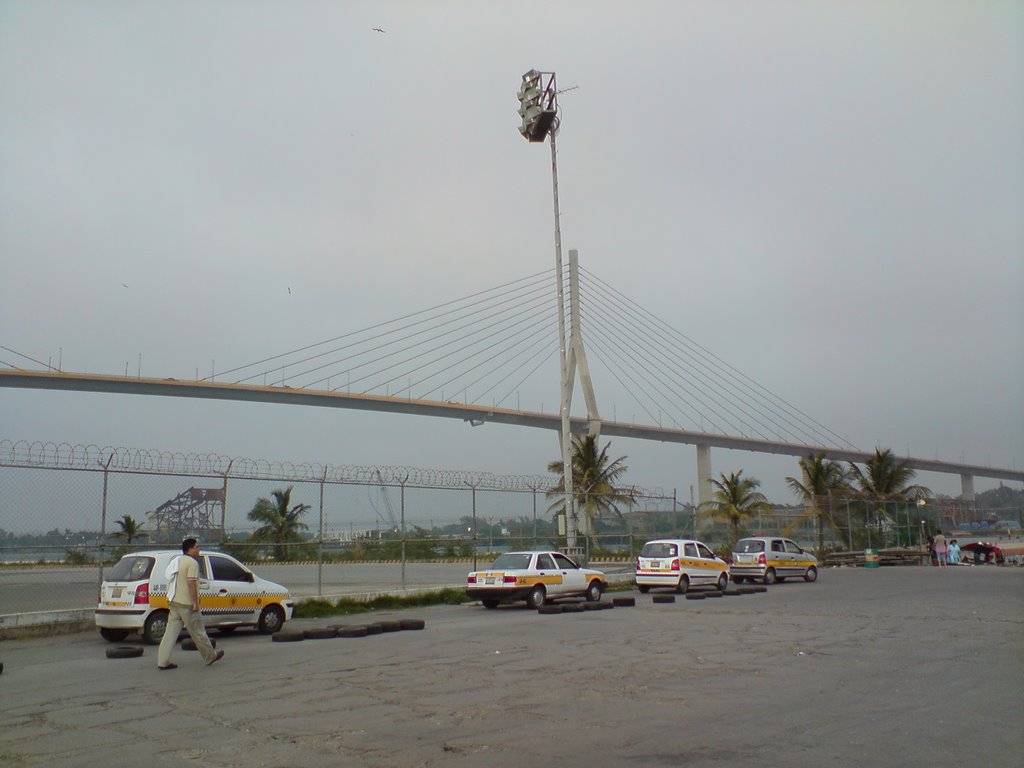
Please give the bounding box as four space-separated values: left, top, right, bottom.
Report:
783 540 809 575
552 553 587 596
694 542 720 585
205 553 259 627
682 542 701 583
768 539 786 572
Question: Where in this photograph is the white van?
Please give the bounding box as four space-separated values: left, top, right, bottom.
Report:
96 549 294 643
635 539 729 593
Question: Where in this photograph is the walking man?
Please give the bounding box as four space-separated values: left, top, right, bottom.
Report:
157 538 225 670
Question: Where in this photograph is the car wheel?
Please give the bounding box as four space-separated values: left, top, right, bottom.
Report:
675 574 689 594
142 610 168 645
99 628 130 643
258 604 286 634
637 584 650 594
482 599 500 609
804 566 818 583
764 568 777 585
525 584 546 609
717 573 728 592
585 580 603 602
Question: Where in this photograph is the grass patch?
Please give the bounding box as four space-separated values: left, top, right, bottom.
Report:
293 588 466 619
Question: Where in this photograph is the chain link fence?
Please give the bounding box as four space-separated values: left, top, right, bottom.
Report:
4 441 1021 615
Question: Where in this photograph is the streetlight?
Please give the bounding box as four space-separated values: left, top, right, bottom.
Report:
516 68 577 552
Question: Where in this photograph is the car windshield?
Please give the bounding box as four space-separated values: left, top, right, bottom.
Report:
733 539 765 554
107 555 155 582
640 542 677 558
488 553 533 570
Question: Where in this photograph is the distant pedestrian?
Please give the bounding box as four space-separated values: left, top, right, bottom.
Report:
947 539 960 565
933 531 948 567
927 534 937 566
157 538 225 670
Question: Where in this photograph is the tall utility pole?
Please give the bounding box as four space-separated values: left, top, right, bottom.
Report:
517 69 577 550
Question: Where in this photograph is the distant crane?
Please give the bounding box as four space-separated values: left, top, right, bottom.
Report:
369 470 400 533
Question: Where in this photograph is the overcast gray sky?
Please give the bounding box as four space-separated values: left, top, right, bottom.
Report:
2 0 1022 513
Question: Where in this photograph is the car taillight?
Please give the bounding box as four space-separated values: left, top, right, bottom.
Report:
503 575 517 583
635 558 641 571
133 584 150 604
671 559 680 571
467 575 476 584
758 553 766 565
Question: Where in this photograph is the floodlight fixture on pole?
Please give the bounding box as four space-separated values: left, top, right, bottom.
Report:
516 67 577 552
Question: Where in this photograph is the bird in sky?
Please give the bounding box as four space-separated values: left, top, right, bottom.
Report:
372 27 386 33
288 287 291 295
121 283 128 288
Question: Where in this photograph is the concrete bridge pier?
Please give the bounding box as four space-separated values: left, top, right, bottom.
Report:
696 444 713 508
960 473 975 504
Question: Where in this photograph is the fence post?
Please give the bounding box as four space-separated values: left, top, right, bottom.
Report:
98 452 114 592
317 466 326 598
220 460 233 543
400 476 407 591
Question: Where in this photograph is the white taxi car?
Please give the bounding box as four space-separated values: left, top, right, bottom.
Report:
729 537 818 584
466 550 608 609
96 549 295 643
635 539 729 594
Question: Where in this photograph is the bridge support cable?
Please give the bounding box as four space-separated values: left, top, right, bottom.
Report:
579 267 856 451
214 269 555 384
580 272 821 444
215 270 560 407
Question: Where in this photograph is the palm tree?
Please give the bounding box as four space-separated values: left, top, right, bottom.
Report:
547 434 636 549
701 470 771 547
247 486 311 561
111 514 142 545
848 448 930 546
784 452 853 553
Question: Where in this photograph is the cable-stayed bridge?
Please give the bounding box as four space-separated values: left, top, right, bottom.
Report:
2 262 1021 507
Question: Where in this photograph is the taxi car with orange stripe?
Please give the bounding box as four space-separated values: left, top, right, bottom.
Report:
635 538 729 593
466 550 607 609
96 549 294 643
729 536 818 584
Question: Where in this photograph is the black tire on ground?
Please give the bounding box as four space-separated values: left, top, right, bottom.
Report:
258 604 286 635
363 623 384 635
525 584 547 610
675 574 690 595
303 627 338 640
804 566 818 583
99 628 130 643
585 580 603 602
717 573 729 592
482 599 500 609
652 594 676 604
0 662 3 674
563 603 585 613
753 585 768 593
537 605 563 615
216 626 237 635
142 610 169 645
106 645 144 659
705 590 723 598
612 596 636 607
738 587 757 594
764 568 777 585
181 637 217 651
685 593 706 601
271 631 305 643
723 589 742 596
379 621 402 633
582 603 602 611
637 584 650 594
338 626 370 637
399 619 426 630
598 602 615 610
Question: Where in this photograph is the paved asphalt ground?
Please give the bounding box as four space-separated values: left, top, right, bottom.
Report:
1 567 1021 767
